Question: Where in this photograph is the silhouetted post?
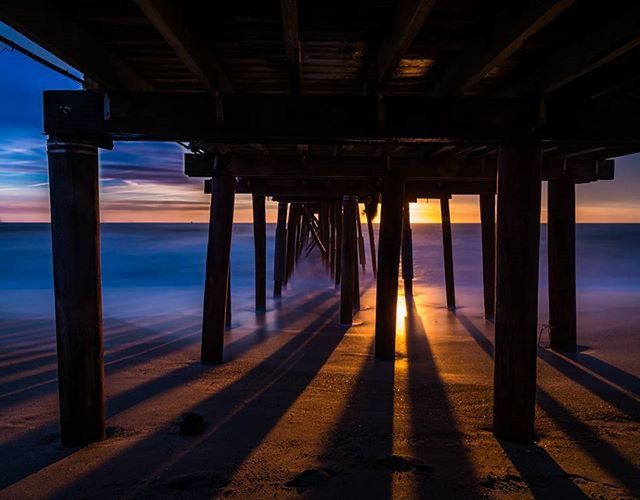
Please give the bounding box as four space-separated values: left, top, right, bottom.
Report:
353 205 361 310
335 204 342 287
366 210 377 276
375 179 404 360
493 141 542 443
47 137 105 446
401 201 414 296
440 197 456 309
548 179 577 352
252 194 267 311
356 207 366 272
480 193 496 321
285 204 297 283
340 196 357 324
226 274 232 327
273 202 288 297
202 176 235 364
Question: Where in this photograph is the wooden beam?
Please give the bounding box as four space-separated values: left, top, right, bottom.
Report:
480 193 496 321
135 0 232 92
252 195 267 311
340 197 358 324
401 201 414 295
506 4 640 96
434 0 575 96
273 202 288 297
201 176 235 364
279 0 301 94
374 0 438 90
375 179 405 360
47 137 104 446
440 197 455 309
547 179 577 352
493 140 542 443
0 0 152 90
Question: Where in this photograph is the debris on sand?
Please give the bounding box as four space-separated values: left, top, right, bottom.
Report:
179 412 206 435
284 468 333 489
376 455 435 475
480 473 528 492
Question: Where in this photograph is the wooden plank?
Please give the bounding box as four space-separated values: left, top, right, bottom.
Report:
47 137 104 446
273 202 288 297
440 197 455 309
136 0 233 92
340 197 358 324
434 0 575 95
493 140 542 443
366 210 378 276
375 179 405 360
547 179 577 352
252 194 267 311
374 0 438 90
201 176 235 364
506 4 640 96
401 201 414 295
480 193 496 321
280 0 301 94
0 0 152 90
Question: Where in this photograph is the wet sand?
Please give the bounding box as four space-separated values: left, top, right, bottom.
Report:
0 224 639 498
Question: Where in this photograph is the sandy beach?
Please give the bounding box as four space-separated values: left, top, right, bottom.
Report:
0 223 638 498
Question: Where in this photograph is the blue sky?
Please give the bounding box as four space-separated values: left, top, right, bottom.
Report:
1 21 640 223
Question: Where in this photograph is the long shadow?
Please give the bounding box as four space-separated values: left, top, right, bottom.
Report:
455 312 640 495
0 288 337 489
404 297 481 497
55 300 346 497
538 348 639 418
570 352 640 398
316 340 395 498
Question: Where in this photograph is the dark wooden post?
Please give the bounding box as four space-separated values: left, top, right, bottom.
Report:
334 204 342 288
252 194 267 311
340 196 357 324
353 202 361 311
401 201 414 296
548 179 577 352
202 176 235 364
366 210 377 276
493 141 542 443
440 197 456 309
47 137 104 446
375 179 405 360
273 202 288 297
480 194 496 321
285 204 298 283
356 207 366 272
226 274 232 327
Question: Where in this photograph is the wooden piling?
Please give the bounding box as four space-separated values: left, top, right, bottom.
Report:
375 179 405 360
480 194 496 321
440 197 456 309
334 204 342 287
366 210 377 276
252 194 267 311
340 196 357 324
47 137 105 446
226 274 232 327
401 201 414 296
356 207 366 272
548 179 577 352
202 176 235 364
273 202 288 297
493 141 542 443
285 204 297 283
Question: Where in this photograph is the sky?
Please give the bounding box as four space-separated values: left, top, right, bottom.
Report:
2 22 640 223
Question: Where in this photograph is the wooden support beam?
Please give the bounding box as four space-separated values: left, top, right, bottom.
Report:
273 202 288 297
334 204 343 287
440 197 456 309
47 137 104 446
252 194 267 311
0 1 152 90
434 0 575 96
366 210 378 276
340 197 358 324
226 274 232 328
506 4 640 96
356 208 367 272
279 0 302 94
201 176 235 364
480 193 496 321
401 201 414 296
135 0 232 92
374 0 438 91
547 179 577 352
493 140 542 443
285 204 298 283
375 179 405 360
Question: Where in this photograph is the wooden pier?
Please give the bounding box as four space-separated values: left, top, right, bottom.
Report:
1 0 636 446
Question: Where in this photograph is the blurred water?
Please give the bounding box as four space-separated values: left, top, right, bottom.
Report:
1 223 640 295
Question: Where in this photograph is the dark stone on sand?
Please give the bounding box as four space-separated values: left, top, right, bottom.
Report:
179 412 206 435
376 455 434 475
284 468 333 488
